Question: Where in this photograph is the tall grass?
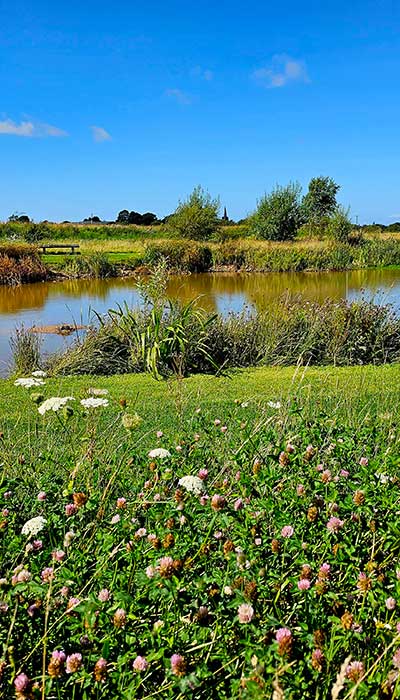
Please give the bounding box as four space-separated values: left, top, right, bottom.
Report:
0 242 48 283
9 325 42 374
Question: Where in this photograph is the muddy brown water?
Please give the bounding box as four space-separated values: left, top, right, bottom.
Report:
1 268 400 375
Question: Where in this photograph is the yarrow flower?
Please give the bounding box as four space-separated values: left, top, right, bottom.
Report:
31 370 46 377
238 603 254 623
148 448 171 459
178 475 205 495
80 397 109 409
21 515 46 537
38 397 75 415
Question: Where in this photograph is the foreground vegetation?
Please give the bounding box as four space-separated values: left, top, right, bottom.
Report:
0 365 399 698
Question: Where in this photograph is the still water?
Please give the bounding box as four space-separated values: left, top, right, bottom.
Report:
1 268 400 375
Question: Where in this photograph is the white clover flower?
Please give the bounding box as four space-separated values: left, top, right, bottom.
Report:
21 516 47 537
38 397 75 415
88 388 109 396
80 398 109 409
178 475 205 495
14 377 45 388
31 370 47 378
148 448 171 459
267 401 281 409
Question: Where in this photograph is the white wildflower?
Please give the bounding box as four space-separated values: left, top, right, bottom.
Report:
21 516 47 537
14 377 45 388
178 475 205 495
88 388 109 396
38 397 75 415
148 448 171 459
375 472 390 484
31 370 46 377
267 401 281 409
80 398 109 409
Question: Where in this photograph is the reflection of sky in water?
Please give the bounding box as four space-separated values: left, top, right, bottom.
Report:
1 269 400 376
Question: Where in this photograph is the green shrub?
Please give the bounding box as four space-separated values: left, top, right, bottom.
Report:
248 182 303 241
143 240 213 272
326 206 353 242
167 185 220 240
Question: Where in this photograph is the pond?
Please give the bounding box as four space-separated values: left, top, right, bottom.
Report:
1 267 400 375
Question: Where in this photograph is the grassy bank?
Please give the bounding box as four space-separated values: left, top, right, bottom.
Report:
0 365 399 698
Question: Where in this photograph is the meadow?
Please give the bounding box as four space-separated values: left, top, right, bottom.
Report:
0 365 400 698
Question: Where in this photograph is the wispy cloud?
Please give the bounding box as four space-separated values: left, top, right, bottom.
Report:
252 55 309 89
0 118 67 137
191 66 213 81
166 88 192 105
90 126 112 142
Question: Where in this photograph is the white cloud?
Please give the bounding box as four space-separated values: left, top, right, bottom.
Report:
252 55 309 89
90 126 112 142
166 88 192 105
191 66 213 81
0 119 67 137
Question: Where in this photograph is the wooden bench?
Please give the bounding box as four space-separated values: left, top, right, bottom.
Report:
40 244 80 255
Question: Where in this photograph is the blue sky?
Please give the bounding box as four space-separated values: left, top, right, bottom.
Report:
1 0 400 223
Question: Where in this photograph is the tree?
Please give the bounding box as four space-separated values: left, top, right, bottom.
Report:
302 176 340 223
249 182 303 241
141 212 157 226
8 213 30 222
116 209 130 224
326 206 353 242
167 186 220 240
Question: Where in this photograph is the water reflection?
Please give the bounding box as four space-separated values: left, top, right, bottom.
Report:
1 269 400 374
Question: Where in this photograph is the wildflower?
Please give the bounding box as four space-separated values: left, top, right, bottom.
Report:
14 673 31 693
66 653 83 674
80 397 109 409
122 413 142 430
345 661 364 682
116 497 127 509
271 539 280 553
113 608 127 628
67 597 81 612
98 589 111 602
88 387 108 396
38 396 75 415
275 628 292 656
52 549 65 562
94 657 108 682
21 515 46 537
37 491 46 501
311 648 324 671
238 603 254 623
392 649 400 669
221 425 228 433
296 484 305 497
111 514 120 525
281 525 294 538
298 578 311 591
64 530 75 547
48 650 66 677
178 475 205 495
65 503 77 516
353 490 365 506
158 556 175 578
211 494 225 511
386 597 396 610
170 654 186 677
234 498 244 511
41 567 54 583
326 517 344 533
318 563 330 579
32 370 46 377
268 401 281 409
148 448 171 459
214 419 221 426
156 430 163 438
359 456 368 466
340 469 350 478
14 377 44 388
132 656 149 672
357 572 372 593
321 469 331 483
279 451 290 466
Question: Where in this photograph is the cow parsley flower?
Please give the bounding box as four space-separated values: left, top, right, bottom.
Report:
21 516 47 537
178 475 205 495
88 388 109 396
80 398 109 409
14 377 45 388
148 448 171 459
38 397 75 415
31 370 46 377
268 401 281 409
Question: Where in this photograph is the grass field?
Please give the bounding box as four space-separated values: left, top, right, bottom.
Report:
1 366 400 698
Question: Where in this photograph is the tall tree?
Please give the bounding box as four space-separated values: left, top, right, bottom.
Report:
302 176 340 223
